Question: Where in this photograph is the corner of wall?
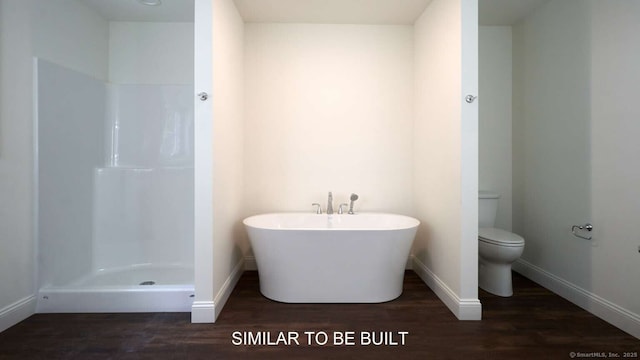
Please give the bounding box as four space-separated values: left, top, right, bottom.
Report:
0 0 37 333
0 295 37 333
510 21 525 236
412 256 482 320
190 301 215 323
196 0 245 323
192 0 215 324
191 255 245 323
412 0 480 318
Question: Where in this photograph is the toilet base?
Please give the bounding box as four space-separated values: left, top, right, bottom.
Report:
479 260 514 297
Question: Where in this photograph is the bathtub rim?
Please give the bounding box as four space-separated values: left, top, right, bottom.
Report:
243 212 420 231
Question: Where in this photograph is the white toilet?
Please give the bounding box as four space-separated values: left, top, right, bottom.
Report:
478 191 525 297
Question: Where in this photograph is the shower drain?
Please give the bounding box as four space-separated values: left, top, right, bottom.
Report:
139 281 156 286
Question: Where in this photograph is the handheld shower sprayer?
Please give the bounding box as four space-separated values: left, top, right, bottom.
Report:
348 193 359 215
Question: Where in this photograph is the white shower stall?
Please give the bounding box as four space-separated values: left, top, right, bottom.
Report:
34 12 195 312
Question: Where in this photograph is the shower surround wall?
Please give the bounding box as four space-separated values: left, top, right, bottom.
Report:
94 84 194 271
36 59 194 307
0 0 195 328
36 19 194 312
37 60 193 312
37 59 105 287
98 21 195 272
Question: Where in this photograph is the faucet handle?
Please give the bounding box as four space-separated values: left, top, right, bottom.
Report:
338 203 349 214
312 203 322 214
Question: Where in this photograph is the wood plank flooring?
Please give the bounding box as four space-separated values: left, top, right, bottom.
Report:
0 271 638 359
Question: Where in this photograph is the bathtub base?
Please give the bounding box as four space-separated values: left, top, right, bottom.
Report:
259 271 406 304
256 236 411 303
255 235 412 303
245 214 419 304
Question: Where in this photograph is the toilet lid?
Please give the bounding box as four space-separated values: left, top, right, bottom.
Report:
479 227 525 246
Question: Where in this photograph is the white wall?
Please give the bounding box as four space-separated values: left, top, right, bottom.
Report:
479 26 512 231
211 0 245 320
590 0 640 337
109 22 194 85
512 0 640 338
459 0 479 308
412 0 480 320
0 0 109 332
33 0 109 81
244 24 414 217
512 0 592 286
192 0 215 322
0 0 37 333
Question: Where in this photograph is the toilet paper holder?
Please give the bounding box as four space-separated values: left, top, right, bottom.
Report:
571 223 593 240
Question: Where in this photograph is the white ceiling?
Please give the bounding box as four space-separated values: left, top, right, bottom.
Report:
479 0 551 25
234 0 551 25
79 0 194 22
78 0 549 25
233 0 432 24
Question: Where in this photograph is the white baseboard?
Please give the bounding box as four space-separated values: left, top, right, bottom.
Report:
190 300 216 323
412 256 482 320
0 295 36 333
212 258 244 320
514 259 640 339
191 257 245 323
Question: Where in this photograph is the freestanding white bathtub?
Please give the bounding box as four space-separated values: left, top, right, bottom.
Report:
243 213 420 303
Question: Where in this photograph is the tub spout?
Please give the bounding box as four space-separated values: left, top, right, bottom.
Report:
327 192 334 215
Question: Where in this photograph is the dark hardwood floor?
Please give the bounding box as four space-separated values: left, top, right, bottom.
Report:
0 271 638 359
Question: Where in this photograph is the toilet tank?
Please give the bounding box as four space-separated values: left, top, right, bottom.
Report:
479 191 500 227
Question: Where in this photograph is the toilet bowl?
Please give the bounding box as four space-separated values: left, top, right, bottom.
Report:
478 227 524 297
478 191 525 297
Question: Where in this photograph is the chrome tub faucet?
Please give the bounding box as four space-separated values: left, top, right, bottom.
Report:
313 192 357 215
338 203 349 214
312 203 322 214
